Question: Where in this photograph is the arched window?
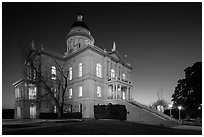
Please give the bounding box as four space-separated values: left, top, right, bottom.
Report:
96 63 102 78
111 69 115 78
79 63 83 77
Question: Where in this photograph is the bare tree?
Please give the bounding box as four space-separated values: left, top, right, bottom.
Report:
21 43 69 118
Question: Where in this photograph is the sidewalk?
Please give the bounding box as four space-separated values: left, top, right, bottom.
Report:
172 125 202 131
2 119 82 126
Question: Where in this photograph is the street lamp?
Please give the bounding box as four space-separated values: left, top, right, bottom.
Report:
169 104 173 118
178 106 182 121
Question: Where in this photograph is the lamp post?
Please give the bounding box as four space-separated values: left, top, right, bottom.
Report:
169 104 173 118
178 106 182 121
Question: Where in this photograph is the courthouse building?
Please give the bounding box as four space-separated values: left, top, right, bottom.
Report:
13 15 133 119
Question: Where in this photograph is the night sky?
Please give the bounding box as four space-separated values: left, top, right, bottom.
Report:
2 2 202 108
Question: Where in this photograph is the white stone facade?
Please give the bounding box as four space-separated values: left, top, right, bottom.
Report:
13 15 133 119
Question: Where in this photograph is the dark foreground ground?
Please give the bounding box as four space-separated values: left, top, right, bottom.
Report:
2 119 202 135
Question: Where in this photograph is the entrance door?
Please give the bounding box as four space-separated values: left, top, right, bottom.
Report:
16 106 21 119
30 104 36 119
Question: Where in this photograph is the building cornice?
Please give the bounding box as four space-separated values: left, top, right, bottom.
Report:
39 44 132 69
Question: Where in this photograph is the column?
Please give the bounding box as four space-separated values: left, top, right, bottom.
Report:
120 85 122 99
112 84 115 99
116 84 118 99
126 87 129 100
114 84 116 99
129 87 131 100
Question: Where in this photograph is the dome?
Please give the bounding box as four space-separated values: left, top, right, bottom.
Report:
70 15 89 30
66 15 95 43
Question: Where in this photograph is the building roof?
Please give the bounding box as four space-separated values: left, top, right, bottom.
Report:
70 15 89 30
71 21 89 30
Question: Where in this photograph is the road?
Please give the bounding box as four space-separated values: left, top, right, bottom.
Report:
2 119 202 135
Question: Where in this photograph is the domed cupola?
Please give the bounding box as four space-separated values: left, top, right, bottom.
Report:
65 15 95 54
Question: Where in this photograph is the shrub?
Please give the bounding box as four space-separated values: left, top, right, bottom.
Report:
39 112 82 119
94 104 127 120
63 112 82 119
39 113 58 119
2 109 14 119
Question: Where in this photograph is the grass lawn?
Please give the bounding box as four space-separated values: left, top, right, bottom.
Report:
2 119 202 135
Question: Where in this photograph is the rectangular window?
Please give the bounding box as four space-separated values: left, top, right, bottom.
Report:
96 63 102 78
29 84 37 99
79 86 82 97
51 66 56 80
51 88 57 97
97 86 101 97
79 63 83 77
15 86 20 99
122 74 126 80
69 67 72 80
111 69 115 78
122 92 126 100
68 105 72 113
54 105 57 113
69 88 72 98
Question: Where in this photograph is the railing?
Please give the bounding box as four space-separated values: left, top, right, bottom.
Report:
107 77 132 85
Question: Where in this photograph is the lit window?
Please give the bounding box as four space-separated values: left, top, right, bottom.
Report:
68 105 72 113
79 86 82 97
51 66 56 80
96 63 102 78
79 63 83 77
69 88 72 98
51 88 57 97
15 86 21 99
54 105 57 113
33 69 36 80
69 67 72 80
111 69 115 78
122 74 126 80
30 103 36 118
97 86 101 97
29 84 37 99
122 92 126 100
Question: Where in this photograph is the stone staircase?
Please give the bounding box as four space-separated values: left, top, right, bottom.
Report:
106 99 181 127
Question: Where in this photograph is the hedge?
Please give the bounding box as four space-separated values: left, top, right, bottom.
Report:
94 104 127 120
2 109 14 119
39 113 58 119
39 112 82 119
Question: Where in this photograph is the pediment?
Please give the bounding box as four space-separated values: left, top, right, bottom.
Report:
108 51 125 63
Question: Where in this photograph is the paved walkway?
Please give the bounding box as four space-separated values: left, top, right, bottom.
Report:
172 125 202 131
2 119 82 126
